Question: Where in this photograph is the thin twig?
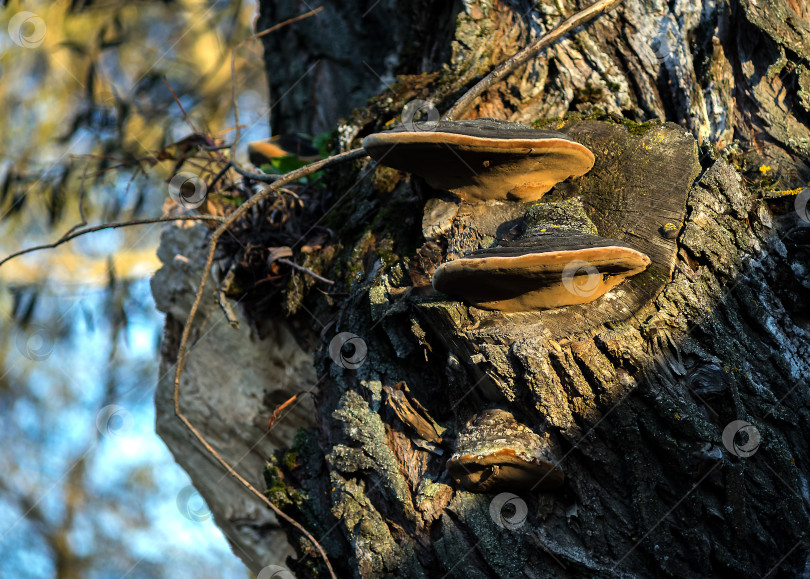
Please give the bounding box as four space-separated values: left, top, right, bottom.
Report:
230 162 280 183
759 187 804 199
278 258 335 285
444 0 623 120
209 160 233 190
163 77 200 135
203 144 233 151
216 261 240 328
250 7 323 42
62 165 90 237
0 214 225 269
173 148 366 579
163 77 234 173
267 392 308 431
216 289 240 328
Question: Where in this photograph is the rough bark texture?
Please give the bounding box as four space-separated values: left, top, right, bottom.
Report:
153 0 810 577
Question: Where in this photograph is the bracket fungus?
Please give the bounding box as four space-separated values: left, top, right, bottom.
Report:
362 118 594 202
432 199 651 311
446 408 564 492
247 134 320 166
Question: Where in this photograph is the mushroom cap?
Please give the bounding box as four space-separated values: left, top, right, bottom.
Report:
362 118 595 202
446 408 564 492
432 228 651 312
248 135 320 166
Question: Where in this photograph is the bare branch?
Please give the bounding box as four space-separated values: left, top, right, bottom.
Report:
278 258 335 285
229 162 280 183
209 161 234 190
0 215 226 270
249 7 324 43
164 77 201 135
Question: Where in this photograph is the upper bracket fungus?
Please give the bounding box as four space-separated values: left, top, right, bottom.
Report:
362 118 594 202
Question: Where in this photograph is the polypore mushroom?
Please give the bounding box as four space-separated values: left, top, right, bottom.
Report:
432 198 651 312
248 134 320 166
446 408 564 492
362 118 595 202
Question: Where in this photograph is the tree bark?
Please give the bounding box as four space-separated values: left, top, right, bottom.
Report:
154 0 810 577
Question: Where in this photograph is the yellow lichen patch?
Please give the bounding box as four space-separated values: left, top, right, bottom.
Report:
765 187 803 198
759 165 772 175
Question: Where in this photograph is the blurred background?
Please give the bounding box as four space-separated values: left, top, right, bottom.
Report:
0 0 274 576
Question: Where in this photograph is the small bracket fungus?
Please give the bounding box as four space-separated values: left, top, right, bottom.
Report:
446 408 564 492
432 199 651 312
362 118 594 202
247 135 320 166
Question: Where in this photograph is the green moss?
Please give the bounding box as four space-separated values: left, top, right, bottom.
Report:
573 82 604 103
623 119 657 135
371 166 403 195
292 426 310 450
263 460 301 508
766 47 789 80
531 117 566 129
588 107 608 119
282 450 299 471
533 111 658 136
345 229 375 282
419 479 443 500
371 235 397 269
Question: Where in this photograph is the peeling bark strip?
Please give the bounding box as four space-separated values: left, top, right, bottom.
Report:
155 0 809 577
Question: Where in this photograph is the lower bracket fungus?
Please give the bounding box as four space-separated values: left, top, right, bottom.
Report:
432 198 651 312
446 408 564 492
362 118 594 202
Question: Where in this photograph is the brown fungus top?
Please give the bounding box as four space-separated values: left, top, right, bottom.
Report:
432 198 651 312
362 118 594 202
432 228 651 312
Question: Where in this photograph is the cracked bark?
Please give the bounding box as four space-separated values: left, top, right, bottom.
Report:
153 0 810 577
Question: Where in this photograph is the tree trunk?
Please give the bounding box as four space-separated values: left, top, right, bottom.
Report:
154 0 810 577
